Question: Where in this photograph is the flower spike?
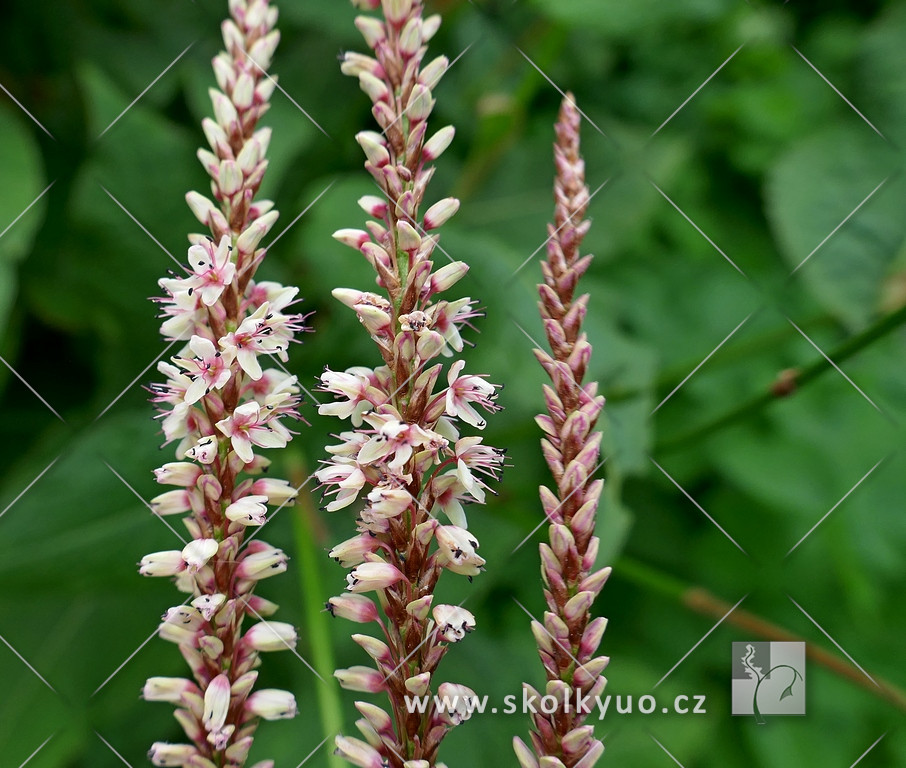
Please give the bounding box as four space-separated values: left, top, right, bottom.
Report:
143 2 302 765
322 3 504 766
514 94 610 768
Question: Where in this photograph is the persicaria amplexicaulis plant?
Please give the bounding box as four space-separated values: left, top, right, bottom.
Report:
513 96 610 768
140 1 306 765
318 1 504 766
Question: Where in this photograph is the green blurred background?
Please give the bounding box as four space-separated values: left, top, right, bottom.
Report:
1 0 904 765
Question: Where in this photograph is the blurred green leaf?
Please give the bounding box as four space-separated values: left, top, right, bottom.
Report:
0 105 44 341
766 127 904 329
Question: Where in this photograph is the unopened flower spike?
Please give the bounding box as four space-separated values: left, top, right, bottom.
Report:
144 2 305 766
513 95 611 768
321 2 504 766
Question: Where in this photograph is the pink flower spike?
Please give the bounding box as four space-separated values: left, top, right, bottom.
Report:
186 235 236 307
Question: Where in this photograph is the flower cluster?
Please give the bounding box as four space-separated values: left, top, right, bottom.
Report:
320 2 504 766
141 2 305 765
513 96 610 768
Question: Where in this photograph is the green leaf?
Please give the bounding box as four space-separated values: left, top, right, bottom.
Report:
0 104 45 342
766 127 904 329
527 0 725 36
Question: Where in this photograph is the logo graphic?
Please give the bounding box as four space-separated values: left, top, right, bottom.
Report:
731 642 805 722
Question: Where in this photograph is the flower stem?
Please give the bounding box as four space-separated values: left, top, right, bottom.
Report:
656 303 906 453
290 455 346 768
617 556 906 711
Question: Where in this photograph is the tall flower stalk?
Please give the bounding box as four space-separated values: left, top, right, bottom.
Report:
140 2 305 765
513 96 610 768
319 2 504 766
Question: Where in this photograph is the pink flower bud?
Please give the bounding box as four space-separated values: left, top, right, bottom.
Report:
366 486 412 518
155 462 202 487
143 676 199 704
210 88 238 129
334 735 385 768
225 494 268 526
219 159 243 196
422 13 442 41
406 84 434 122
396 220 422 252
243 620 297 652
139 550 184 577
250 29 280 71
354 16 385 48
423 197 460 230
574 741 605 768
513 737 540 768
422 125 454 162
236 547 288 581
201 117 229 155
182 539 219 573
419 56 448 88
405 595 433 620
191 476 220 504
358 195 389 219
327 594 379 623
245 688 298 720
563 590 595 624
149 743 198 767
232 72 255 110
346 561 406 593
355 131 390 167
404 672 430 696
398 18 421 57
334 228 372 251
352 633 393 664
329 534 381 568
202 673 231 734
236 210 279 255
250 477 297 505
150 489 192 516
335 665 386 693
384 0 413 26
186 191 218 227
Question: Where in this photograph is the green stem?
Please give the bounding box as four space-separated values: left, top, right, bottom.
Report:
618 556 906 712
655 304 906 453
289 454 345 768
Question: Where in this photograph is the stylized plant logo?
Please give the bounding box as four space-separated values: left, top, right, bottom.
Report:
741 644 803 724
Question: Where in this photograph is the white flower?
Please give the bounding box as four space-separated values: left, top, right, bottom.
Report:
432 604 476 643
225 494 269 526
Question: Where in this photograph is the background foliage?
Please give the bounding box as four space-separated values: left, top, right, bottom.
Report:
0 0 904 766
